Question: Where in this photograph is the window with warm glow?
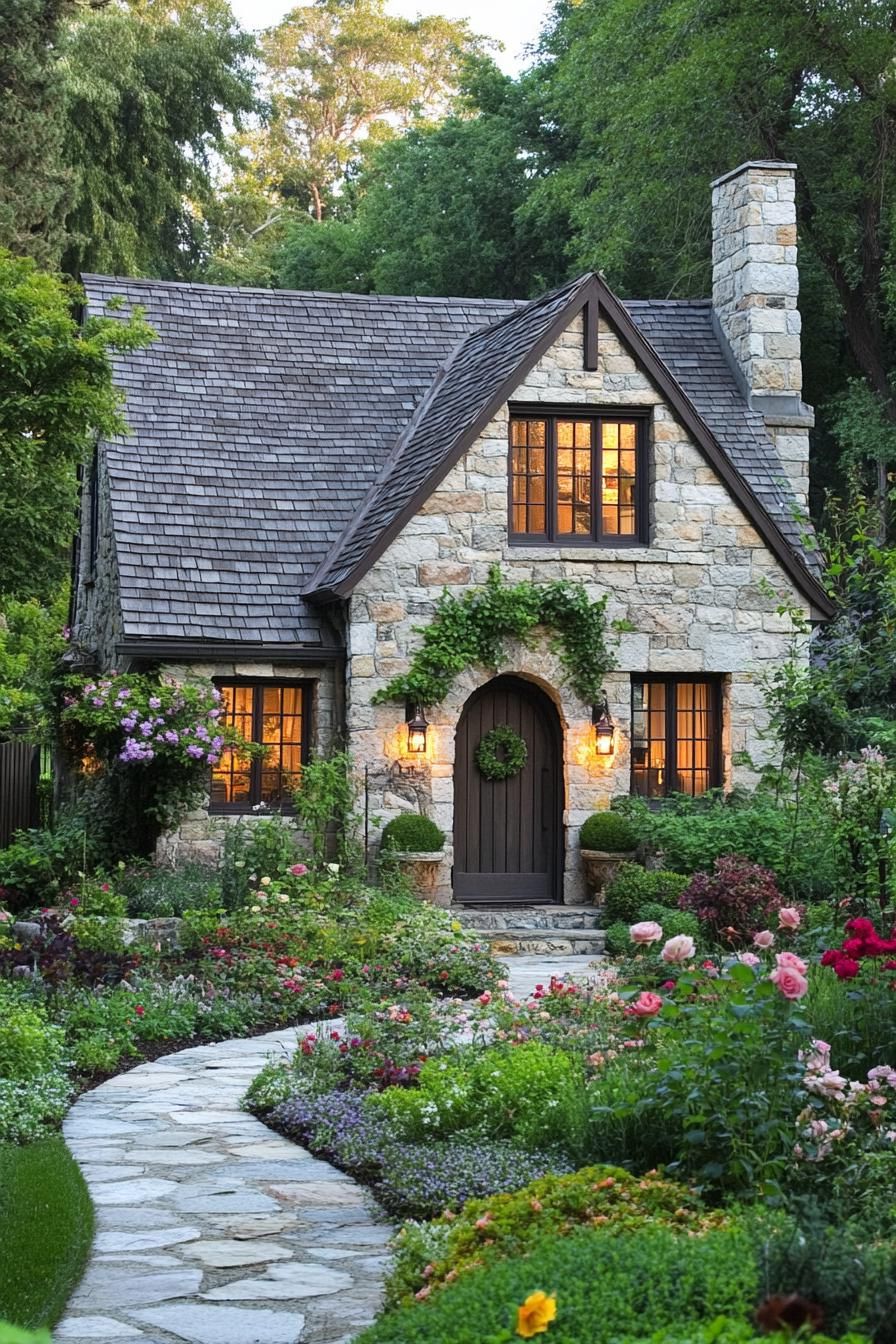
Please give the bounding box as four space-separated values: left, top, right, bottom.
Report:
631 678 721 798
210 682 308 811
509 412 646 544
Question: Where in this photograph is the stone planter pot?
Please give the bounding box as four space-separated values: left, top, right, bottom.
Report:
581 849 636 901
386 850 449 907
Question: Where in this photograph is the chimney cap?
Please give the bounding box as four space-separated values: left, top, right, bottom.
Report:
711 160 797 190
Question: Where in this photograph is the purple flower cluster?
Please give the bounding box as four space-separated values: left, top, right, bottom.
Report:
268 1087 570 1219
375 1140 572 1219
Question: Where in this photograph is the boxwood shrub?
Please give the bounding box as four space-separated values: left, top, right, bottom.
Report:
603 863 690 924
380 815 445 852
579 812 639 853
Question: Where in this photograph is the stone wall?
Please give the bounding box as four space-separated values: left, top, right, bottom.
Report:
711 160 811 511
346 311 810 903
155 658 342 866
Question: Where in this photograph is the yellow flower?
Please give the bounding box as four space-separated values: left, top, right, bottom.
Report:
516 1291 557 1338
451 919 462 933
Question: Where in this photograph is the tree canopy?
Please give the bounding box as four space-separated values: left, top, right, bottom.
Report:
0 250 154 600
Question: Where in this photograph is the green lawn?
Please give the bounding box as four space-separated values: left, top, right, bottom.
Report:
0 1138 93 1329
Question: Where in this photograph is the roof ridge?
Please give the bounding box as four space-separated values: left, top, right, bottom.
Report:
80 273 527 308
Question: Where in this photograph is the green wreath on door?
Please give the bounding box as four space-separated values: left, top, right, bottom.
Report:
475 724 528 781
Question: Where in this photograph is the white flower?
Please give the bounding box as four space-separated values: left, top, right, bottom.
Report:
326 862 340 874
250 904 261 913
260 876 272 887
278 894 289 904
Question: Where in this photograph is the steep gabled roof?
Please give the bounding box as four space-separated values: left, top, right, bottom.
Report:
80 276 522 648
306 273 831 616
79 270 832 655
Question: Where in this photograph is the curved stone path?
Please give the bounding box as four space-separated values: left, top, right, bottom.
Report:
57 1026 393 1344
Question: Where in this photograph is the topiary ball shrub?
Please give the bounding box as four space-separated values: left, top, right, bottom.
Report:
679 853 784 943
579 812 638 853
380 815 445 853
603 864 689 924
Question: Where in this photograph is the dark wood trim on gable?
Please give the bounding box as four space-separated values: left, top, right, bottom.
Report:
306 272 834 619
583 299 599 371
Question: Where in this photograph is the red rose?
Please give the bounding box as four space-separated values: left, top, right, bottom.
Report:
846 917 875 937
834 957 861 980
135 1005 145 1017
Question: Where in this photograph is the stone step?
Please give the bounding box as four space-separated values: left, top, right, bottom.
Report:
451 904 602 931
467 927 607 957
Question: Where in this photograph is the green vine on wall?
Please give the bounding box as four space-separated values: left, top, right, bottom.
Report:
372 567 617 708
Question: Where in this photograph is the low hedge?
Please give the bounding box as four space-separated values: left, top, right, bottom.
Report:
357 1223 759 1343
380 815 445 852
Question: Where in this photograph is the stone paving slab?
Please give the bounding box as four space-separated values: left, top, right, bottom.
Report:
57 1025 393 1344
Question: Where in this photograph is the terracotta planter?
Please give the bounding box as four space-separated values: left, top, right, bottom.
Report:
385 850 450 906
580 849 636 900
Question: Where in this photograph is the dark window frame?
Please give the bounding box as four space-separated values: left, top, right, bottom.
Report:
630 675 723 799
209 679 311 814
507 404 650 547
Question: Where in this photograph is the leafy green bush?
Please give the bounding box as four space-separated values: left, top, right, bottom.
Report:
603 864 689 923
387 1164 728 1305
605 919 635 956
580 812 638 852
0 819 90 912
0 989 70 1142
118 862 219 917
380 814 445 852
220 816 299 909
356 1224 759 1344
616 1327 869 1344
750 1207 896 1343
616 790 842 902
636 903 700 941
368 1042 580 1151
0 1326 53 1344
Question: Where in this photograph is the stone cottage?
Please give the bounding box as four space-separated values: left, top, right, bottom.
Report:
71 160 832 905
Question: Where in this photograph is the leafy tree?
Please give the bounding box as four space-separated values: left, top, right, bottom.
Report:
0 0 75 267
0 249 154 602
244 0 488 223
276 59 563 298
60 0 257 279
0 587 68 740
530 0 896 514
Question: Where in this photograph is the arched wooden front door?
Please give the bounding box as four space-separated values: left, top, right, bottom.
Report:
453 676 563 904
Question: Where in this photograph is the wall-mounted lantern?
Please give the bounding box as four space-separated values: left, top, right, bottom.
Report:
405 702 429 754
592 696 615 757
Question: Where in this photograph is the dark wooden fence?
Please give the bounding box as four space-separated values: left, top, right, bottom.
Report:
0 741 40 848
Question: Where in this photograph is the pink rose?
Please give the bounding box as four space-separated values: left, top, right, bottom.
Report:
775 950 808 975
629 920 663 946
660 934 695 964
778 906 801 930
289 864 308 876
737 951 760 967
770 965 808 999
753 929 775 949
478 991 492 1006
625 990 663 1018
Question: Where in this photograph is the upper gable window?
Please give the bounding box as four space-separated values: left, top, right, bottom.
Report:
509 412 647 545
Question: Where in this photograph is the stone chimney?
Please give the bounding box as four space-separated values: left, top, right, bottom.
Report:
711 161 812 511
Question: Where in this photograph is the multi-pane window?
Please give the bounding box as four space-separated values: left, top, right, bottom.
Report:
631 678 721 798
210 682 308 811
509 412 645 544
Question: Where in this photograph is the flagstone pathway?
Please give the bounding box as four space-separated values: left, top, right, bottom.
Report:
56 955 605 1344
56 1027 392 1344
